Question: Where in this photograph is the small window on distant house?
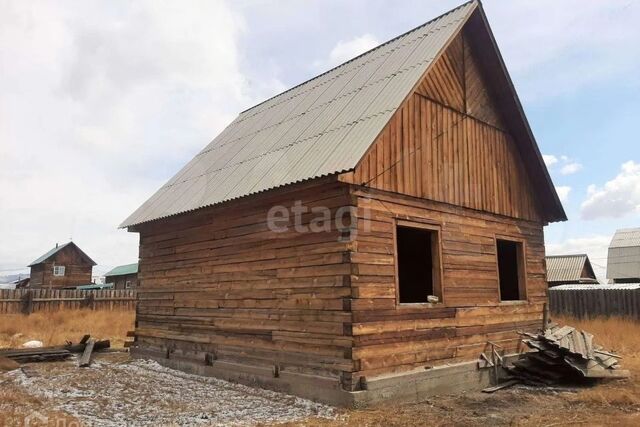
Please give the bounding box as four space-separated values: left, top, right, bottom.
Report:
53 265 66 277
125 280 132 289
496 239 526 301
396 224 442 304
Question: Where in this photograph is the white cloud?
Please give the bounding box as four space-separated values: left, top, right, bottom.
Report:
555 186 571 202
0 1 264 273
546 235 611 281
314 33 379 70
581 161 640 220
485 0 640 100
544 154 583 176
543 154 558 167
560 162 583 175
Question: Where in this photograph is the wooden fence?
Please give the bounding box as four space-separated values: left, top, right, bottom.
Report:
549 286 640 319
0 289 137 314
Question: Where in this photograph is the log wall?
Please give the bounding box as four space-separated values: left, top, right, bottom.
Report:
345 186 545 387
29 245 94 289
132 179 355 384
128 18 552 397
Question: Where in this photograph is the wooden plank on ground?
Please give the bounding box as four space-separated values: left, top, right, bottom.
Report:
78 338 96 367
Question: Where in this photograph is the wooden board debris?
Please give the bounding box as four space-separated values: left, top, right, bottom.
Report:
506 324 630 386
0 335 110 365
482 379 520 393
0 356 20 372
78 338 96 368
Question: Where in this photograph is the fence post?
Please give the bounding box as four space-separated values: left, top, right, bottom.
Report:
81 292 95 310
21 290 33 315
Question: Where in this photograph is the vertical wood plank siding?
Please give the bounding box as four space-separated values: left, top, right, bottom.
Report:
353 95 540 222
353 33 540 222
549 288 640 319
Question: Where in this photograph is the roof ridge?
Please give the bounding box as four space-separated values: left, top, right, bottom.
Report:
121 1 479 228
239 0 477 115
547 254 588 258
28 241 73 266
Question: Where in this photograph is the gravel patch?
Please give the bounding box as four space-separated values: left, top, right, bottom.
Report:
4 354 337 426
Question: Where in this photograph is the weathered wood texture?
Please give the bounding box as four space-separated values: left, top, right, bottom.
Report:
129 21 550 394
345 187 545 386
549 288 640 319
29 244 94 289
351 33 540 222
133 180 355 382
0 289 136 314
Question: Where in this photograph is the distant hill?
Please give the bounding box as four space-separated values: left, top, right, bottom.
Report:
0 273 30 284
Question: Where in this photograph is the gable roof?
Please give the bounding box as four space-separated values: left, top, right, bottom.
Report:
28 242 97 267
607 227 640 280
546 254 598 284
105 263 138 277
121 0 565 228
609 228 640 249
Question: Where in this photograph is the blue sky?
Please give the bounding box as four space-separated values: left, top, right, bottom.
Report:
1 0 639 280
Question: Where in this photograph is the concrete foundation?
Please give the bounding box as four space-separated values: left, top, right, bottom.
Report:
132 347 508 407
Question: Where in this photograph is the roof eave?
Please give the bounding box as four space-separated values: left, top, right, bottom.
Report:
472 3 567 223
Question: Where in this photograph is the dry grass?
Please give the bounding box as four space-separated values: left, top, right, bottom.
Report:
293 315 640 426
555 315 640 409
0 309 135 349
2 312 639 426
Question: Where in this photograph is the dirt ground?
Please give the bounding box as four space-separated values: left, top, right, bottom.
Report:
2 313 640 426
0 352 337 426
1 351 639 427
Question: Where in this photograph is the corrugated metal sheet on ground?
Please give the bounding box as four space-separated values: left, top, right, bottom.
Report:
120 1 477 227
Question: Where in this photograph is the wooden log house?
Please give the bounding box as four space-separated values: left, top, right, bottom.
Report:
121 1 566 405
28 242 97 289
104 263 139 290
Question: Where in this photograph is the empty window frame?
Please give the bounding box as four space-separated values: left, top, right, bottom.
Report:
53 265 66 277
125 280 132 289
396 222 442 304
496 239 526 301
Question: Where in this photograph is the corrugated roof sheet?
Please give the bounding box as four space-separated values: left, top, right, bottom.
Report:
28 242 73 267
120 1 477 228
607 228 640 280
73 283 114 290
104 263 138 277
28 242 97 267
546 254 597 283
609 228 640 248
551 283 640 291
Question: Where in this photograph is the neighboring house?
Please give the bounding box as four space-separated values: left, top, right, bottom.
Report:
607 228 640 283
13 276 31 289
120 1 566 405
545 254 599 287
28 242 97 289
104 263 139 290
